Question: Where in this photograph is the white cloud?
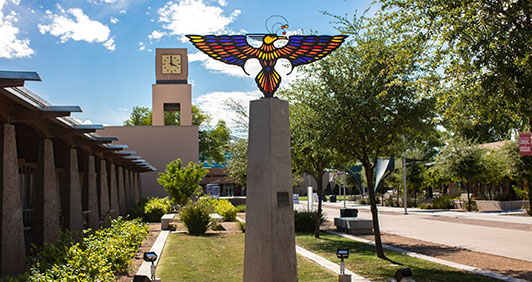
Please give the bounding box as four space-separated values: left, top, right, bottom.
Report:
38 7 116 51
0 0 35 58
188 51 302 85
110 16 118 24
73 118 94 125
148 30 164 40
119 9 126 14
195 91 261 130
157 0 240 42
218 0 227 6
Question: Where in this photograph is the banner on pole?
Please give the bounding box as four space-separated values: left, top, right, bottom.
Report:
520 133 531 156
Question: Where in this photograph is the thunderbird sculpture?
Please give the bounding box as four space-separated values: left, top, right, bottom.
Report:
186 17 347 97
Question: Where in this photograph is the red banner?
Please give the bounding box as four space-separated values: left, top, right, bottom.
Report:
519 133 531 156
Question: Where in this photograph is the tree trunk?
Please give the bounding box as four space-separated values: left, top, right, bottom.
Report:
364 163 386 259
466 181 472 211
314 173 324 238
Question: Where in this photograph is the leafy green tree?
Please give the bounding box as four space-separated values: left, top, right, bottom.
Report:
283 19 435 257
436 138 486 211
199 120 231 164
227 138 248 190
375 0 532 141
500 141 532 214
280 90 344 238
157 159 208 207
124 106 152 126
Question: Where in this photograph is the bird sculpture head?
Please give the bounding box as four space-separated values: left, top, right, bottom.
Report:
263 34 287 45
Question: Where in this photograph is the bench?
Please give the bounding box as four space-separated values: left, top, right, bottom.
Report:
161 213 176 230
334 217 373 234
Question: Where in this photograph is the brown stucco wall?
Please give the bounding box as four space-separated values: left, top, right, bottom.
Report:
97 126 198 198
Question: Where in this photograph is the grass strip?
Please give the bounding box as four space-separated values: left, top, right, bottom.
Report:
295 232 496 282
157 233 336 281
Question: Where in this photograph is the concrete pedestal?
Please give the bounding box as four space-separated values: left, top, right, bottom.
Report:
243 98 297 282
0 124 26 275
63 148 83 234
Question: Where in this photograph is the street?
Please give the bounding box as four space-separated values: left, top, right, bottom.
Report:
296 201 532 262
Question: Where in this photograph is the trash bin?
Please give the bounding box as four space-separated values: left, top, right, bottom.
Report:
340 208 358 217
330 195 337 202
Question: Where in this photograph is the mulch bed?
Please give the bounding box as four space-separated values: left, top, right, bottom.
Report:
116 223 161 282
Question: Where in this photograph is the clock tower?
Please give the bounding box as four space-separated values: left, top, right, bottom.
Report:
153 48 192 126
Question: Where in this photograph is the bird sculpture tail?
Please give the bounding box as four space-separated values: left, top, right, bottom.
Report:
255 67 281 97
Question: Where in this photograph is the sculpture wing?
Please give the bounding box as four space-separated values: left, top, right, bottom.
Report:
277 35 348 73
186 35 260 75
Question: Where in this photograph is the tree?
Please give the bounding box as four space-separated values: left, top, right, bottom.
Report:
501 141 532 214
227 138 248 190
124 105 231 164
280 89 343 238
199 120 231 164
375 0 532 141
157 159 208 207
124 106 152 126
436 138 486 211
282 21 435 257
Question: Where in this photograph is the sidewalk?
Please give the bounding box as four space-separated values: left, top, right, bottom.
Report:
307 200 532 225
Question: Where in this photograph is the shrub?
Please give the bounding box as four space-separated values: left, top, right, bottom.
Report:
181 202 212 234
144 197 172 222
198 196 237 222
238 221 246 233
129 197 149 220
235 204 246 213
419 203 433 209
432 195 453 209
525 204 531 216
356 199 367 205
23 217 149 281
157 159 208 207
294 210 325 232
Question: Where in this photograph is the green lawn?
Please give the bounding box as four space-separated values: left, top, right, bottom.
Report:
157 232 495 282
157 233 336 281
296 233 495 282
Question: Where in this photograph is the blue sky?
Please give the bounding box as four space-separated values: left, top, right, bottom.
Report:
1 0 373 131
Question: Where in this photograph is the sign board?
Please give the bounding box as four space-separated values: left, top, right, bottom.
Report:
293 194 300 204
520 133 531 156
206 183 220 199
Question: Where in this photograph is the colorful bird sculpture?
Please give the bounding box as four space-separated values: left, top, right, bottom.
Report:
186 34 347 97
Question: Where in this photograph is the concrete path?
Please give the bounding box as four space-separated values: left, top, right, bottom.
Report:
136 230 169 278
297 202 532 262
296 246 371 281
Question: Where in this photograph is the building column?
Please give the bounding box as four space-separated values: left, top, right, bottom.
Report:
137 173 142 200
123 168 131 211
32 138 60 246
62 148 83 234
117 166 126 215
128 169 135 207
0 124 26 275
133 172 140 204
98 159 110 220
86 155 99 229
108 163 119 218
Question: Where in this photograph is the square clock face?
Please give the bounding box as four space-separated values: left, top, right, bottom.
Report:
161 54 182 74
